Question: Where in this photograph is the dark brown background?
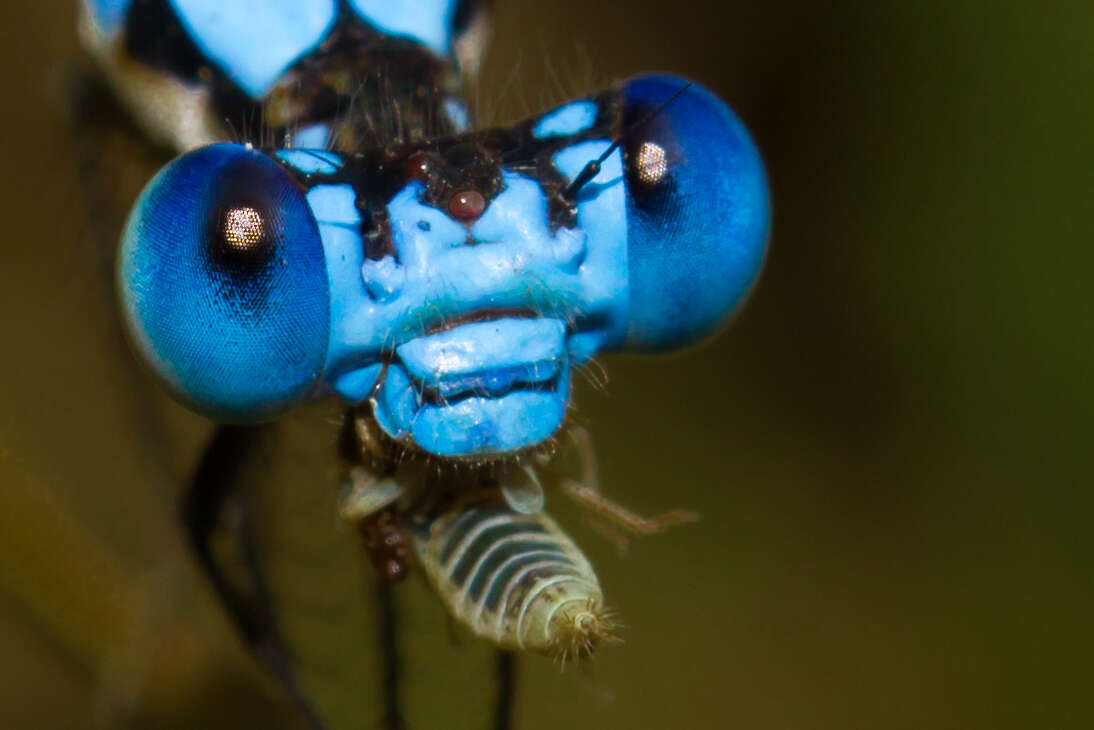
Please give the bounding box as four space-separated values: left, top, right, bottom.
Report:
0 1 1090 728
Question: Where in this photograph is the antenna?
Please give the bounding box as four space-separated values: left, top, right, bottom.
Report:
563 82 692 200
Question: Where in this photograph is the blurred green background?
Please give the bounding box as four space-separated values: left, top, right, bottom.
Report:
1 1 1091 728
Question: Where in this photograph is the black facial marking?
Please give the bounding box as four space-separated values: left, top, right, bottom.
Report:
268 83 640 267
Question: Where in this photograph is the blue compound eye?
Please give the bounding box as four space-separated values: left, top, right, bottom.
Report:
118 143 330 421
620 75 770 351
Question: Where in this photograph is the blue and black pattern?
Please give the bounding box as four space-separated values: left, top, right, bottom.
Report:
116 70 769 455
82 0 488 148
83 0 769 703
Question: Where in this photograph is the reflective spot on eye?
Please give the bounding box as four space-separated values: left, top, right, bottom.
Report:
449 189 486 220
635 142 668 186
222 206 267 252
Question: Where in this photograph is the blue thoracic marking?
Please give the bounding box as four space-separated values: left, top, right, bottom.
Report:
84 0 134 34
532 101 598 139
348 0 460 58
171 0 337 98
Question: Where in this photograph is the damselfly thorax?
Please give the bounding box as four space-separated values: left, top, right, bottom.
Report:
79 0 489 151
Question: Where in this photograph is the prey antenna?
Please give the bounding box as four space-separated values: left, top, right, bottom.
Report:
563 82 692 199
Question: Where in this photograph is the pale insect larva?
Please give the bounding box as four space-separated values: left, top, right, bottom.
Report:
338 423 692 663
411 504 613 661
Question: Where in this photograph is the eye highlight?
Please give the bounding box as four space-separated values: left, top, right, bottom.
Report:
634 141 669 186
219 205 269 255
619 75 770 351
117 143 331 421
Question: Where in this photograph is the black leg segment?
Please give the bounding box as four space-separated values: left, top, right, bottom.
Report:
494 650 517 730
182 424 325 730
375 575 405 730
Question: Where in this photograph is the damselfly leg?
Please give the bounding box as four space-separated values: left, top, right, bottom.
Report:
183 425 324 730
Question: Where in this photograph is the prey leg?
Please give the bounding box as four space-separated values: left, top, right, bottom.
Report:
561 426 699 554
559 479 698 534
182 424 325 730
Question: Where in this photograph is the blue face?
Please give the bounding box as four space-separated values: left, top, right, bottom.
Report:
118 75 770 457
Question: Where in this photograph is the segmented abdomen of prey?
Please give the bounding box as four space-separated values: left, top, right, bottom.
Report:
412 506 609 660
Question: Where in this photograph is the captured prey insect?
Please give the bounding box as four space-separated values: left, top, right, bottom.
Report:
79 0 770 727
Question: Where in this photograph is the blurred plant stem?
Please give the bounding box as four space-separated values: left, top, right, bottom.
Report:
0 453 245 722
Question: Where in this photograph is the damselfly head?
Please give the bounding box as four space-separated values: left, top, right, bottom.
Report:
117 75 768 457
